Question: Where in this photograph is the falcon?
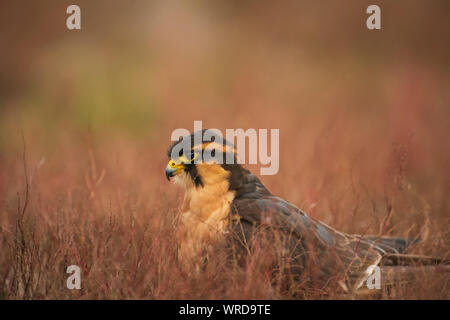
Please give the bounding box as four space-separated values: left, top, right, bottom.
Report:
165 130 447 293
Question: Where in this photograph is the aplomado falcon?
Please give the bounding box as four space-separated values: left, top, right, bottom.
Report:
165 130 446 293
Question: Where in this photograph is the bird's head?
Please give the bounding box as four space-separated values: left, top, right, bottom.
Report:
165 129 239 190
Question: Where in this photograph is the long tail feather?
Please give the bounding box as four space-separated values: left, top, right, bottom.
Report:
381 253 449 266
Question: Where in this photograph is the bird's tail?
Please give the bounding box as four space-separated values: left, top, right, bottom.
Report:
361 234 449 266
381 264 450 285
354 264 450 297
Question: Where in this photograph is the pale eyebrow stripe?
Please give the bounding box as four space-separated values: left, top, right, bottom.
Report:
192 142 237 154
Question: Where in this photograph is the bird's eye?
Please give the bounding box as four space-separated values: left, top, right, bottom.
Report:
171 162 176 167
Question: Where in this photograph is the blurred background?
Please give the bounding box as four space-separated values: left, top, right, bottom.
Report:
0 0 449 299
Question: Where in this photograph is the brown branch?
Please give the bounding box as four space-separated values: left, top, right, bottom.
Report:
20 131 30 219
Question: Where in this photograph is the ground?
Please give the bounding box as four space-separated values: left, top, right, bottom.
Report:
0 1 449 299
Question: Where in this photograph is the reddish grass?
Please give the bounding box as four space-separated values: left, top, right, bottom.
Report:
0 106 449 299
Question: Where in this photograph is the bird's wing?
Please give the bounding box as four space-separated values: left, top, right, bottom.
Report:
229 196 382 291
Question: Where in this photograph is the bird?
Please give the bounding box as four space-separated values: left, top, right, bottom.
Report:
165 129 448 294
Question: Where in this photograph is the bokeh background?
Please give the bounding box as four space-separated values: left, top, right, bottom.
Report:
0 0 449 299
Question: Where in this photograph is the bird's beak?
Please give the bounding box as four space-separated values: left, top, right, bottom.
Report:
165 160 185 181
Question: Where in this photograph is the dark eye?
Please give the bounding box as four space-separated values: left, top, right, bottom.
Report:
211 149 216 157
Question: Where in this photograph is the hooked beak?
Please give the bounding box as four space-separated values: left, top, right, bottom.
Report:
165 160 185 181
